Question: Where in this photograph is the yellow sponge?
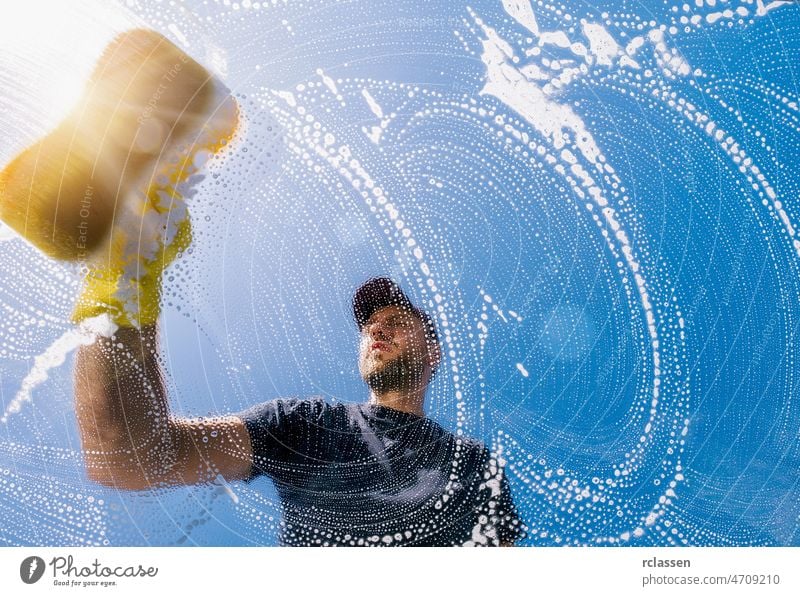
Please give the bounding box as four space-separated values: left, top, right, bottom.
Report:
0 28 240 327
0 28 239 261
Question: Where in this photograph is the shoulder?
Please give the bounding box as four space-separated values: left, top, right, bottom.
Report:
235 396 332 426
426 425 488 465
437 427 486 456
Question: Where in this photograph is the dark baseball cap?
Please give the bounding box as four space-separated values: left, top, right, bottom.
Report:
353 276 438 343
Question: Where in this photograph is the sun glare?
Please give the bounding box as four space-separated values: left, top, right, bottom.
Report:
0 0 136 161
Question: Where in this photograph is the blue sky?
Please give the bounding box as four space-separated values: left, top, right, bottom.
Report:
0 0 798 546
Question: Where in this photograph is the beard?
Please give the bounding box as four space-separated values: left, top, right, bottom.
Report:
364 353 426 393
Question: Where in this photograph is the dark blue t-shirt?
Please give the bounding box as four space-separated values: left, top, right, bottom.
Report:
236 398 525 546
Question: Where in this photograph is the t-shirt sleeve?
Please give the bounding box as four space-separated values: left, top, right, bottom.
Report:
234 398 326 482
475 447 527 546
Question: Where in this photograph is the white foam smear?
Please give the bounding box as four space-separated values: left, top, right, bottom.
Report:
0 222 17 243
757 0 793 16
502 0 540 36
361 88 391 144
362 88 384 119
317 68 340 97
1 315 118 424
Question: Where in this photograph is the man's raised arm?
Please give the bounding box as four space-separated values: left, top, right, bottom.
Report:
0 28 256 490
74 324 252 490
69 184 252 490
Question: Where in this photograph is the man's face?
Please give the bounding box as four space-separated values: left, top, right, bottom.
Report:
358 305 438 392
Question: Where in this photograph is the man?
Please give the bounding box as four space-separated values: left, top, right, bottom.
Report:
74 263 524 546
235 277 525 546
